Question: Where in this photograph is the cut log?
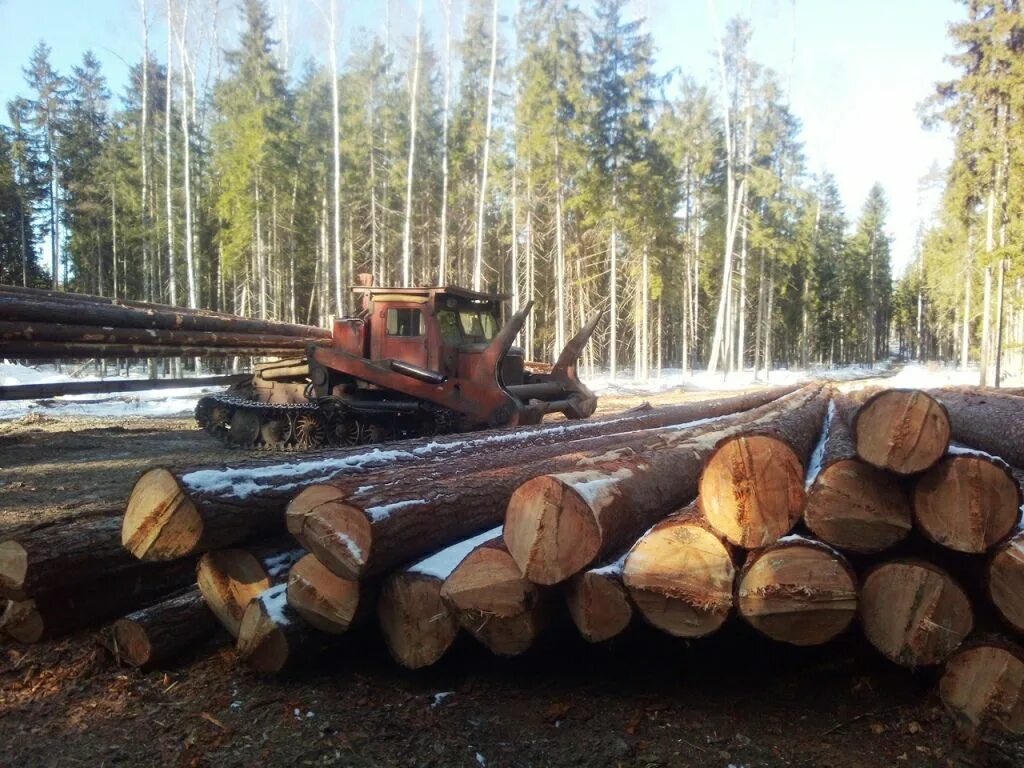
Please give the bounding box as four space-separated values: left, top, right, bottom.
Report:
1 514 138 600
736 536 858 646
860 560 974 667
852 389 950 475
913 450 1022 553
803 400 912 554
1 340 305 359
286 553 362 634
195 542 303 638
698 390 830 548
0 374 251 401
288 389 810 581
112 587 218 668
940 639 1024 737
0 294 331 338
621 501 736 639
125 387 795 563
236 583 314 674
377 528 500 669
505 386 828 584
932 390 1024 467
440 536 549 656
0 559 197 643
565 555 632 643
0 321 321 350
987 530 1024 634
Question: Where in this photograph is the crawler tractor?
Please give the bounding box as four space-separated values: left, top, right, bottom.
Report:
194 284 600 449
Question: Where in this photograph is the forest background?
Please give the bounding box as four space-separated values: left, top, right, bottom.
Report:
0 0 1021 384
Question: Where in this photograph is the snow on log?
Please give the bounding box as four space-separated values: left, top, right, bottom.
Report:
735 536 857 646
913 452 1022 553
621 500 736 639
0 559 197 643
940 639 1024 738
112 587 219 668
987 529 1024 634
236 583 315 675
803 398 912 554
376 529 499 669
505 386 828 585
698 389 830 549
852 389 950 475
565 554 633 643
195 541 303 638
440 535 549 657
124 387 795 562
286 553 363 634
859 560 973 667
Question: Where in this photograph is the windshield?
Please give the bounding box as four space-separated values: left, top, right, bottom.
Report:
437 309 500 344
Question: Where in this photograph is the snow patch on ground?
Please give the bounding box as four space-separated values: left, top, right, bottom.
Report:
408 527 502 580
430 691 455 709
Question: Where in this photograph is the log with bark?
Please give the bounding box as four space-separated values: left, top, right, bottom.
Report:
0 374 251 401
125 387 795 562
0 513 137 600
913 450 1022 553
735 536 858 646
859 560 973 667
0 559 197 643
2 340 306 359
0 320 321 350
621 500 736 639
698 390 831 548
377 528 500 669
987 529 1024 635
111 587 219 668
852 389 951 475
803 400 912 554
440 535 549 656
0 294 331 339
288 389 811 581
939 639 1024 738
286 553 363 634
195 542 303 638
564 554 633 643
933 390 1024 467
236 583 315 675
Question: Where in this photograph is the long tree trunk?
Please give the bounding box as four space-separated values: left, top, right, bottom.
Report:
328 0 343 314
472 0 499 292
140 0 151 299
176 1 197 310
400 0 423 288
165 0 177 307
437 0 451 285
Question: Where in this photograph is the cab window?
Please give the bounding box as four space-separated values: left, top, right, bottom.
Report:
437 310 462 344
386 307 424 337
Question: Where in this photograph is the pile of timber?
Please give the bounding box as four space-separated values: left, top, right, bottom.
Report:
0 284 329 360
3 383 1024 742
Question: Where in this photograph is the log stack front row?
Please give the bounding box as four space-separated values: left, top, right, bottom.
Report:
2 383 1023 741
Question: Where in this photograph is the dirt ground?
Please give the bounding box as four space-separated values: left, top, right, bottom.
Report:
1 385 1021 767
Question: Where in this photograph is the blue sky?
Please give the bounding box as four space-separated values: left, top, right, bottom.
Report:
0 0 958 273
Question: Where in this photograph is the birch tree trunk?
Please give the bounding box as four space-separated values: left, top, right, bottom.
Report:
400 0 423 288
176 1 197 310
328 0 343 314
609 227 617 379
472 0 499 292
961 244 972 368
165 0 177 306
437 0 451 285
139 1 151 300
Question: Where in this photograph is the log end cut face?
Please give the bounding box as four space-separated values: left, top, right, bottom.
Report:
504 474 603 586
377 573 458 670
629 588 729 638
462 606 547 657
0 540 28 597
441 546 533 618
854 390 950 475
699 435 805 548
565 571 632 643
123 468 202 561
940 644 1024 737
112 619 153 667
287 485 371 580
196 550 272 638
286 553 360 635
736 542 857 646
236 601 290 675
804 460 912 554
1 599 43 643
988 534 1024 634
914 456 1022 553
860 561 972 667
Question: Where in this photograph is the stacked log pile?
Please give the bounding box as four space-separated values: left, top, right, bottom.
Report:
3 383 1024 743
0 284 329 359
